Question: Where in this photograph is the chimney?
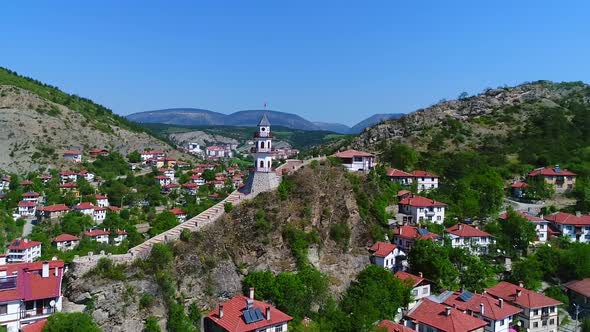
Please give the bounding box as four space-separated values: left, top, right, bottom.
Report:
0 256 6 266
219 304 224 318
518 281 524 288
42 261 49 278
266 306 271 321
445 307 451 316
418 272 423 278
576 211 582 217
249 287 255 300
54 267 59 277
540 214 544 220
458 224 463 231
555 164 560 173
480 303 485 315
399 227 402 235
499 298 504 308
516 289 522 297
24 239 28 243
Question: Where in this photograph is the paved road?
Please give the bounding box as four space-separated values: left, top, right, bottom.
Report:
502 198 546 215
22 217 34 237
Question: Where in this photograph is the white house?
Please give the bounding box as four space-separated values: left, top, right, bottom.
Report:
0 260 65 332
58 170 78 183
442 291 522 332
155 176 172 186
0 176 10 191
387 169 414 185
52 234 80 251
405 299 487 332
395 271 433 308
111 229 128 246
412 170 440 192
84 229 110 244
93 206 107 223
22 192 40 204
398 194 447 224
486 282 561 332
183 182 198 195
6 239 42 263
140 150 166 162
544 212 590 243
334 149 375 172
191 175 206 186
38 204 70 220
187 142 202 155
73 202 95 218
62 150 82 163
17 201 37 217
169 208 187 222
393 225 441 253
77 170 95 182
95 194 110 208
159 168 175 180
446 224 493 255
368 242 405 271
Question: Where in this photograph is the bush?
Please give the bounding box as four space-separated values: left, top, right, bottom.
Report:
224 202 233 213
43 312 101 332
144 316 162 332
86 258 126 281
139 293 155 309
329 223 351 250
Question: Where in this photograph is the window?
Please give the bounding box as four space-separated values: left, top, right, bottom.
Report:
26 301 34 310
260 141 265 149
500 319 505 326
421 177 425 181
353 157 363 162
542 320 547 327
437 216 441 221
412 289 418 296
454 238 460 243
274 325 283 332
422 287 428 294
549 306 555 313
0 304 6 315
533 322 538 328
534 309 539 315
549 318 555 325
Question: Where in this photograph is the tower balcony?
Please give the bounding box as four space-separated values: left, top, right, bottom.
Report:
254 132 273 138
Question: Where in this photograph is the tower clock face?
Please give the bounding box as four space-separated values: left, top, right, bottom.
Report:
261 127 266 131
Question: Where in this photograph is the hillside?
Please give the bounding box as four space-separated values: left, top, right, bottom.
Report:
350 81 590 162
67 163 373 331
0 68 190 173
348 113 404 134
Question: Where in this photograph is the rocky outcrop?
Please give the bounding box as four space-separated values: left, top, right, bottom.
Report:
352 81 588 150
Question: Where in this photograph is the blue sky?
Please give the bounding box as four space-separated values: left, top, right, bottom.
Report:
2 1 589 126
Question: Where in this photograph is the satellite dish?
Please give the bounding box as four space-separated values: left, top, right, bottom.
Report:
50 300 56 308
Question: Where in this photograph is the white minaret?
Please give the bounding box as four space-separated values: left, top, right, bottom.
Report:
254 115 273 172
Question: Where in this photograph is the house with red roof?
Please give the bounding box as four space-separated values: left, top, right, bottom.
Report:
393 225 441 252
543 212 590 243
58 170 78 183
564 278 590 309
52 234 80 251
169 208 187 223
441 290 522 332
333 149 375 172
395 272 433 307
182 182 198 195
140 150 166 162
387 169 440 192
191 174 206 186
377 320 416 332
528 165 576 193
159 168 176 180
37 204 70 220
509 182 529 199
405 298 487 332
154 175 172 187
88 148 109 157
204 288 292 332
369 242 405 271
22 192 40 204
17 201 37 217
398 194 447 224
7 239 42 263
73 202 106 223
446 224 494 255
95 194 109 208
162 183 180 194
0 260 65 332
387 169 414 185
111 229 128 246
499 211 554 243
0 176 10 191
84 229 110 244
486 282 561 332
77 170 95 182
62 150 82 163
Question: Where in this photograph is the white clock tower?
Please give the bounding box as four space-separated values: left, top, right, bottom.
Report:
254 114 273 172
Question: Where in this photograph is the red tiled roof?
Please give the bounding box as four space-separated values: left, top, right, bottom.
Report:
544 212 590 226
155 175 169 180
369 242 397 257
499 211 544 223
565 279 590 299
399 195 447 207
183 182 198 188
23 192 40 198
377 320 416 332
63 150 81 155
164 184 180 189
95 194 108 200
387 168 412 177
74 202 95 210
18 201 37 207
486 282 562 309
510 181 529 188
169 208 186 215
8 239 41 250
59 170 77 176
142 150 165 154
84 229 109 237
206 295 292 332
406 299 487 332
190 175 202 180
0 260 64 303
442 292 522 321
528 167 576 177
53 234 80 242
394 271 426 287
397 190 412 197
21 319 48 332
38 174 52 179
59 182 77 188
20 180 34 185
393 225 440 241
107 206 121 212
89 148 108 154
446 224 491 238
39 204 70 213
334 149 374 158
112 229 128 235
411 170 439 178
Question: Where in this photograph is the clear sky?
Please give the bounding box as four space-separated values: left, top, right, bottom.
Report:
2 1 589 126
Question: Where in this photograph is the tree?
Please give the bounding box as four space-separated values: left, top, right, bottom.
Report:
202 169 216 182
458 91 469 100
149 212 179 237
188 302 202 328
127 150 142 163
143 316 162 332
495 208 537 257
380 143 418 170
510 257 542 290
148 243 173 271
408 240 459 290
43 312 101 332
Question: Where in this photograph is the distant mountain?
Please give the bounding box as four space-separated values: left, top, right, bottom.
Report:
126 108 226 126
313 122 351 134
127 109 406 134
348 113 405 134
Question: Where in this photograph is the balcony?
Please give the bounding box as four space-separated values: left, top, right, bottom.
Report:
425 210 436 216
254 132 273 138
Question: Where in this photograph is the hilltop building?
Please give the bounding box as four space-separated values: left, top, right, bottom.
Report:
528 165 576 193
334 149 375 172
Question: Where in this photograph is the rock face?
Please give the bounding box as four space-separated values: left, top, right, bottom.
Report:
0 85 190 173
352 81 588 150
169 130 240 147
